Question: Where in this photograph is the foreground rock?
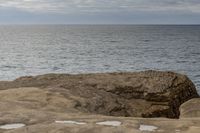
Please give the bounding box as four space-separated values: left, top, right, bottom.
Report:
0 87 199 133
0 70 198 119
180 98 200 118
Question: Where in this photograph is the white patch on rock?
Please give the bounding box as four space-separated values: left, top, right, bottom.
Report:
0 123 25 130
139 124 158 131
55 120 86 125
96 121 121 127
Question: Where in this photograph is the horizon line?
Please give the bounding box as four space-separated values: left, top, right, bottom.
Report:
0 23 200 26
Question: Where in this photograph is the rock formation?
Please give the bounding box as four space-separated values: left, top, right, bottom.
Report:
0 70 198 118
180 98 200 118
0 87 199 133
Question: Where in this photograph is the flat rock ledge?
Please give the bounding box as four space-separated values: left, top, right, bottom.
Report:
0 70 198 119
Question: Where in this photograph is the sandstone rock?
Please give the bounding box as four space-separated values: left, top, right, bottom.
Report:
0 87 199 133
0 71 198 119
0 70 199 133
180 98 200 118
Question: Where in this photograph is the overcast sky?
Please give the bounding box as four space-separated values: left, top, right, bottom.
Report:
0 0 200 24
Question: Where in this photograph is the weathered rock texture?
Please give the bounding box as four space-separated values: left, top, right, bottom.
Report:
0 70 198 119
180 98 200 118
0 87 199 133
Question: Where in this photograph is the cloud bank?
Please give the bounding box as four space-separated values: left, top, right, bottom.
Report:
0 0 200 24
0 0 200 14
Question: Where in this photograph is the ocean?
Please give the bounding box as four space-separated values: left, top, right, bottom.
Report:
0 25 200 93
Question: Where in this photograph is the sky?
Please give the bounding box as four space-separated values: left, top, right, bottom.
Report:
0 0 200 24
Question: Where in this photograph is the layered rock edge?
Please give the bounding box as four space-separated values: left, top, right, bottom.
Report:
0 70 199 119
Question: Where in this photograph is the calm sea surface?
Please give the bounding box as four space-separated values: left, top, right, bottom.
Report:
0 25 200 92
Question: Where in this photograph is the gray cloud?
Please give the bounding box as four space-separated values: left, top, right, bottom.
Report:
0 0 200 14
0 0 200 24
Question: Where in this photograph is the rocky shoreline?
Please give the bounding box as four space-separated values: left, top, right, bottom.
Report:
0 70 199 133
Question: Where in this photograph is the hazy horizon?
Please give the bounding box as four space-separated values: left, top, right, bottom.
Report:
0 23 200 26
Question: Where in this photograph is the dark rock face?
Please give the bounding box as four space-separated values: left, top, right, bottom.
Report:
0 70 198 118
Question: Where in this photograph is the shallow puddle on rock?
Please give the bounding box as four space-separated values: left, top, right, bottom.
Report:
96 121 121 127
139 124 158 132
0 123 26 130
55 120 86 125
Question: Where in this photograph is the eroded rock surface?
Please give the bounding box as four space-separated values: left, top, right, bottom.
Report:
180 98 200 118
0 70 198 119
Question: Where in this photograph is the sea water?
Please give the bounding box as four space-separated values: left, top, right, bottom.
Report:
0 25 200 93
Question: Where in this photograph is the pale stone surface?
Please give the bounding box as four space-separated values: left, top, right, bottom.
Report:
139 124 158 131
180 98 200 118
0 124 25 130
96 121 121 126
55 120 86 125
